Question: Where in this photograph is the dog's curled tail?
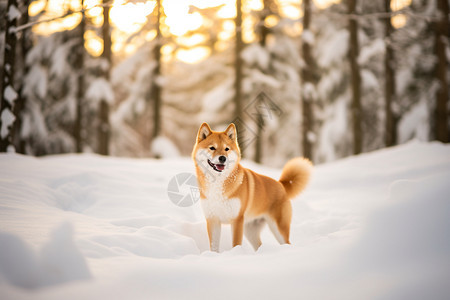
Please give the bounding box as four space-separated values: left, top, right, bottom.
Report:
279 157 313 200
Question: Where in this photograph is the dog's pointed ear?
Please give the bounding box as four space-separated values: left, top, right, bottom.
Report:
197 123 212 142
225 123 237 141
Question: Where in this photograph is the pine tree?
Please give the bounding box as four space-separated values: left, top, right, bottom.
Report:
394 0 437 143
357 0 386 153
254 0 273 163
313 2 353 162
109 3 166 157
241 21 301 166
22 25 96 155
300 0 316 160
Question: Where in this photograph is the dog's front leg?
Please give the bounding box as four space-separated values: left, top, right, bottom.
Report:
231 216 244 247
207 218 221 252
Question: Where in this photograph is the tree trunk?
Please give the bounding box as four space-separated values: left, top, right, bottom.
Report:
434 0 449 143
98 100 109 155
254 93 265 163
102 0 112 65
259 0 270 47
301 0 315 161
74 0 85 153
98 0 111 155
14 0 32 154
152 0 162 140
348 0 362 155
234 0 244 154
384 0 397 147
254 0 270 163
0 0 19 152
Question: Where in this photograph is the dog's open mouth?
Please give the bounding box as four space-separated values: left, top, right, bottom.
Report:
208 160 225 172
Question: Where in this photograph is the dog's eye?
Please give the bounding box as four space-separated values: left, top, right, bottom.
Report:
209 147 216 151
225 147 229 151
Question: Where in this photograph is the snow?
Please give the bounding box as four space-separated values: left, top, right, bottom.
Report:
317 68 343 100
358 38 385 65
0 142 449 299
317 96 349 162
244 69 281 91
200 77 233 118
6 145 15 153
241 43 270 70
8 26 17 35
50 39 78 78
396 68 413 96
24 65 47 100
7 5 21 22
4 85 18 105
317 29 349 67
302 29 315 45
302 82 317 100
1 108 16 139
151 136 180 158
361 69 379 90
85 78 115 105
398 101 430 143
0 223 91 289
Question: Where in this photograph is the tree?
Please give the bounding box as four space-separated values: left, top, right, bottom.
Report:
74 0 86 153
434 0 449 143
393 0 438 144
13 0 32 154
312 2 352 163
109 3 166 157
98 0 112 155
238 2 300 166
348 0 362 154
0 0 20 152
384 0 397 146
300 0 316 160
234 0 244 153
151 0 162 141
254 0 271 163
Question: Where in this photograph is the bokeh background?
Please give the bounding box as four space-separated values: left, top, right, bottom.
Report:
0 0 448 166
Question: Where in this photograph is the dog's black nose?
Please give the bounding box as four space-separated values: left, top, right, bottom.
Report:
218 156 226 163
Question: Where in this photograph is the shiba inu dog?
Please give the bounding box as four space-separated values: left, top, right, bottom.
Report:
192 122 313 252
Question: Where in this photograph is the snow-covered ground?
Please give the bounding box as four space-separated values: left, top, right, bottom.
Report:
0 141 449 300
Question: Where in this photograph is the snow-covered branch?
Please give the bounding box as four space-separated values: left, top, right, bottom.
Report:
14 2 115 33
320 7 443 23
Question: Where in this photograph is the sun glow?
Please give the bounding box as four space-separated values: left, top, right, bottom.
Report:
84 30 103 57
391 0 411 28
314 0 340 10
176 46 211 64
28 0 413 63
29 0 82 35
110 0 156 34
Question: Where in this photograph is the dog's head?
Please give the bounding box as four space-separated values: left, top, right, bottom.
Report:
192 123 240 177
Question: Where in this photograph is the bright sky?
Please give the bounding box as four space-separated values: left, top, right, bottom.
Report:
29 0 411 63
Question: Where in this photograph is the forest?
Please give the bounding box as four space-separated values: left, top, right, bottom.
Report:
0 0 448 166
1 1 450 298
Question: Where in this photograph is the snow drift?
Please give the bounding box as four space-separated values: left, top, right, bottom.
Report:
0 141 449 299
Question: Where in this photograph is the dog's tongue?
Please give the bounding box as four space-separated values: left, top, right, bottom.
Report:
216 164 225 171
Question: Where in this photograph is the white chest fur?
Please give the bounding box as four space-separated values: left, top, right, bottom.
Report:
201 177 241 223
